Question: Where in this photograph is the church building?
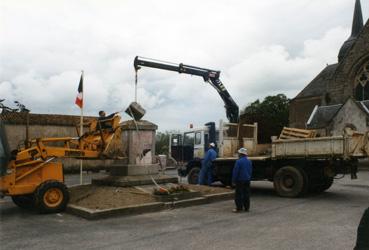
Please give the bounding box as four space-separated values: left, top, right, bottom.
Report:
289 0 369 135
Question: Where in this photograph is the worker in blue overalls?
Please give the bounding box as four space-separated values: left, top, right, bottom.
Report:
232 147 253 213
198 143 217 186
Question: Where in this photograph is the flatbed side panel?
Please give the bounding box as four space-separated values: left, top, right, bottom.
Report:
214 156 272 182
215 156 271 162
272 137 345 158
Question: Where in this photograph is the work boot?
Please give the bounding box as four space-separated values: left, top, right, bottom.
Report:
232 208 242 213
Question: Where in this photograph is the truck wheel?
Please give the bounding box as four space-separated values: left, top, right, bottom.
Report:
322 177 334 191
187 167 200 184
273 166 306 198
311 177 334 193
34 180 69 214
11 194 35 210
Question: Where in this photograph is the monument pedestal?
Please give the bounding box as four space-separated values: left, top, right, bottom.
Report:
92 119 178 188
110 164 159 176
92 175 178 187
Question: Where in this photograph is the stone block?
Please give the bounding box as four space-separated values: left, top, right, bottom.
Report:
110 164 159 176
92 175 178 187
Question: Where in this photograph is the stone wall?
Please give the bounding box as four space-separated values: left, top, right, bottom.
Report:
290 21 369 130
0 114 112 172
121 120 157 165
2 116 113 172
289 96 321 128
330 99 369 136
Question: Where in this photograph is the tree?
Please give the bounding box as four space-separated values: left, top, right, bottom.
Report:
155 132 170 155
0 99 29 113
155 130 181 155
240 94 290 143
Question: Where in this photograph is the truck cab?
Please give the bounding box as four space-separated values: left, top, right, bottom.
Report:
173 121 258 184
170 122 218 163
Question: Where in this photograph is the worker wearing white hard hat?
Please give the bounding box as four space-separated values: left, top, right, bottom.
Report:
198 143 217 186
232 147 253 213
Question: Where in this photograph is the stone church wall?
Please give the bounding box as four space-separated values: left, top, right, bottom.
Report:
290 21 369 130
330 100 369 136
289 96 321 128
333 24 369 103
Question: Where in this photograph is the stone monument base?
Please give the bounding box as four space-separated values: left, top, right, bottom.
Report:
109 164 160 176
92 174 178 187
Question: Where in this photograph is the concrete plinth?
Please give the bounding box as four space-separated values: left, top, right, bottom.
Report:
120 120 158 166
110 164 159 176
92 175 178 187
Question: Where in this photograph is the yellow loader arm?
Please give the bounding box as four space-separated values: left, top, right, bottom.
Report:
0 114 124 213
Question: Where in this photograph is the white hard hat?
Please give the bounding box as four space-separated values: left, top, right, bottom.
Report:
209 142 215 147
238 148 248 155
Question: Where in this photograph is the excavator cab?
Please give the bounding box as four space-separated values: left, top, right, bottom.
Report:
81 114 123 158
88 114 121 133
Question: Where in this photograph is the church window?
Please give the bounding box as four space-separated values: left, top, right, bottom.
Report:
355 61 369 101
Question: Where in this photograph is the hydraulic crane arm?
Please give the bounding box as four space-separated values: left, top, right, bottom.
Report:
134 56 239 123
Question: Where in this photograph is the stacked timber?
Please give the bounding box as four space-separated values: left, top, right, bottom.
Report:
279 127 316 140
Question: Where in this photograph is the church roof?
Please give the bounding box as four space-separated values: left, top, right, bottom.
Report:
307 99 369 129
338 0 364 62
307 104 342 129
295 64 338 99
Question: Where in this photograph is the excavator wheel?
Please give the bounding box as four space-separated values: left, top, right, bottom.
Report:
11 194 35 210
34 180 69 214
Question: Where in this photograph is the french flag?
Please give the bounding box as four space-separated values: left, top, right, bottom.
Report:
75 73 83 108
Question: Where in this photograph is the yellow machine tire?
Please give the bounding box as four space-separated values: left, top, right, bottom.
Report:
34 180 69 214
11 194 35 210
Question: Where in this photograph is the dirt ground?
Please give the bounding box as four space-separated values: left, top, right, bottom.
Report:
182 184 231 194
69 185 156 210
68 184 232 210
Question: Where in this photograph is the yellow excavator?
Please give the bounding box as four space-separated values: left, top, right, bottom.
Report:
0 113 123 213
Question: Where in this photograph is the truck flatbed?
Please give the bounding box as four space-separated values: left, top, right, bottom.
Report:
215 156 271 162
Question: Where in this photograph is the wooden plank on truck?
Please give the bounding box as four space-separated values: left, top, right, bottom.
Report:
279 127 316 140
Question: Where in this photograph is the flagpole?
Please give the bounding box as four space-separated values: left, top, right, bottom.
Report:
80 70 84 185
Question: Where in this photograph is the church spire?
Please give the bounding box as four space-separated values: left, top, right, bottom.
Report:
338 0 364 62
350 0 364 38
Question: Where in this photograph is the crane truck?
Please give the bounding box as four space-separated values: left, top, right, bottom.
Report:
135 56 365 197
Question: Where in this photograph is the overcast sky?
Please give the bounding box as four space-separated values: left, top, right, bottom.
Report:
0 0 368 131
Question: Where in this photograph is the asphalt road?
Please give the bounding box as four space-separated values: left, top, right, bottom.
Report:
1 171 368 250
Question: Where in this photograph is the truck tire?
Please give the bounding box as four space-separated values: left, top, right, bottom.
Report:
34 180 69 214
187 167 200 184
11 194 35 210
322 177 334 191
273 166 306 198
311 177 334 193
